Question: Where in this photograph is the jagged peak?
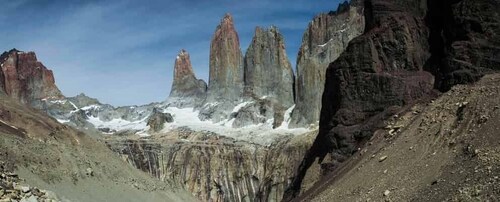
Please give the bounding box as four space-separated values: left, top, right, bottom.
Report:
178 49 188 56
216 13 236 31
222 13 233 23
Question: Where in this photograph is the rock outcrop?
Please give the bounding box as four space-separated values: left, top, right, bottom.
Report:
200 13 245 122
147 108 173 132
105 128 316 202
285 0 500 200
206 13 244 104
168 50 207 108
0 49 63 104
289 1 365 127
244 26 294 108
427 0 500 90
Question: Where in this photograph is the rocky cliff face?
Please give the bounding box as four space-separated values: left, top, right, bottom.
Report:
207 13 244 104
168 50 207 108
105 128 315 202
427 0 500 90
289 1 365 127
0 49 63 104
285 0 500 200
244 26 294 108
200 13 245 122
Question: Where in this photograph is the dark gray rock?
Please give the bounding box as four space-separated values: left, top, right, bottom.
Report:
290 1 365 127
244 26 294 108
147 108 174 133
231 98 286 129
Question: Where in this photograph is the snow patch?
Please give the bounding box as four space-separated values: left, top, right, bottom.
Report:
318 39 333 47
232 101 253 113
87 116 147 131
80 105 101 111
56 119 70 124
68 101 79 109
50 100 67 105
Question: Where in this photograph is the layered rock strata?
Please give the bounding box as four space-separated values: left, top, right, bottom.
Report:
290 1 365 127
0 49 63 104
105 128 316 202
168 49 207 108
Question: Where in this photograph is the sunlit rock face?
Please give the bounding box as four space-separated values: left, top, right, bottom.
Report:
168 49 207 108
0 49 63 104
106 128 316 202
207 13 244 104
290 1 365 127
244 26 294 108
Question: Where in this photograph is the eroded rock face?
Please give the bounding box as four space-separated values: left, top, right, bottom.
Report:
147 108 173 133
207 13 244 104
168 50 207 108
285 0 500 200
0 49 63 104
244 26 294 108
427 0 500 90
289 1 365 127
106 128 315 202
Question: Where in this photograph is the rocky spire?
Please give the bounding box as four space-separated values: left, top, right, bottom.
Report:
0 49 63 104
206 13 244 103
289 1 365 127
168 49 207 107
244 26 294 107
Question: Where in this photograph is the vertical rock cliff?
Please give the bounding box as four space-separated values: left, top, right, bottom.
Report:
244 26 294 108
207 13 244 104
0 49 63 104
168 49 207 107
289 0 365 127
105 129 316 202
285 0 500 200
200 13 245 122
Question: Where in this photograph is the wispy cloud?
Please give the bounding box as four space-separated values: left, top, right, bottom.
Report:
0 0 345 106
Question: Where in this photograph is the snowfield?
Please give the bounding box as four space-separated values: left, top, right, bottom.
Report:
52 99 310 145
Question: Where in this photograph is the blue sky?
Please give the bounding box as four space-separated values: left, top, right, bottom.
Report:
0 0 345 106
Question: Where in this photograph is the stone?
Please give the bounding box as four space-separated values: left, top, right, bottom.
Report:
285 0 435 199
19 186 30 193
146 108 174 133
379 156 388 162
384 190 390 196
168 49 207 108
289 0 365 127
0 49 63 104
19 195 37 202
243 26 294 108
206 13 244 104
105 128 316 202
231 98 286 129
86 168 93 177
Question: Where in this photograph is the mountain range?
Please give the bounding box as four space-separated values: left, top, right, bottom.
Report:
0 0 499 201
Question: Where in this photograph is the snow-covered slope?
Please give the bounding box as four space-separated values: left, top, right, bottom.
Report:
36 94 310 145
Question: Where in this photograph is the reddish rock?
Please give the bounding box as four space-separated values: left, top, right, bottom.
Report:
0 49 63 104
168 49 207 107
207 13 244 103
